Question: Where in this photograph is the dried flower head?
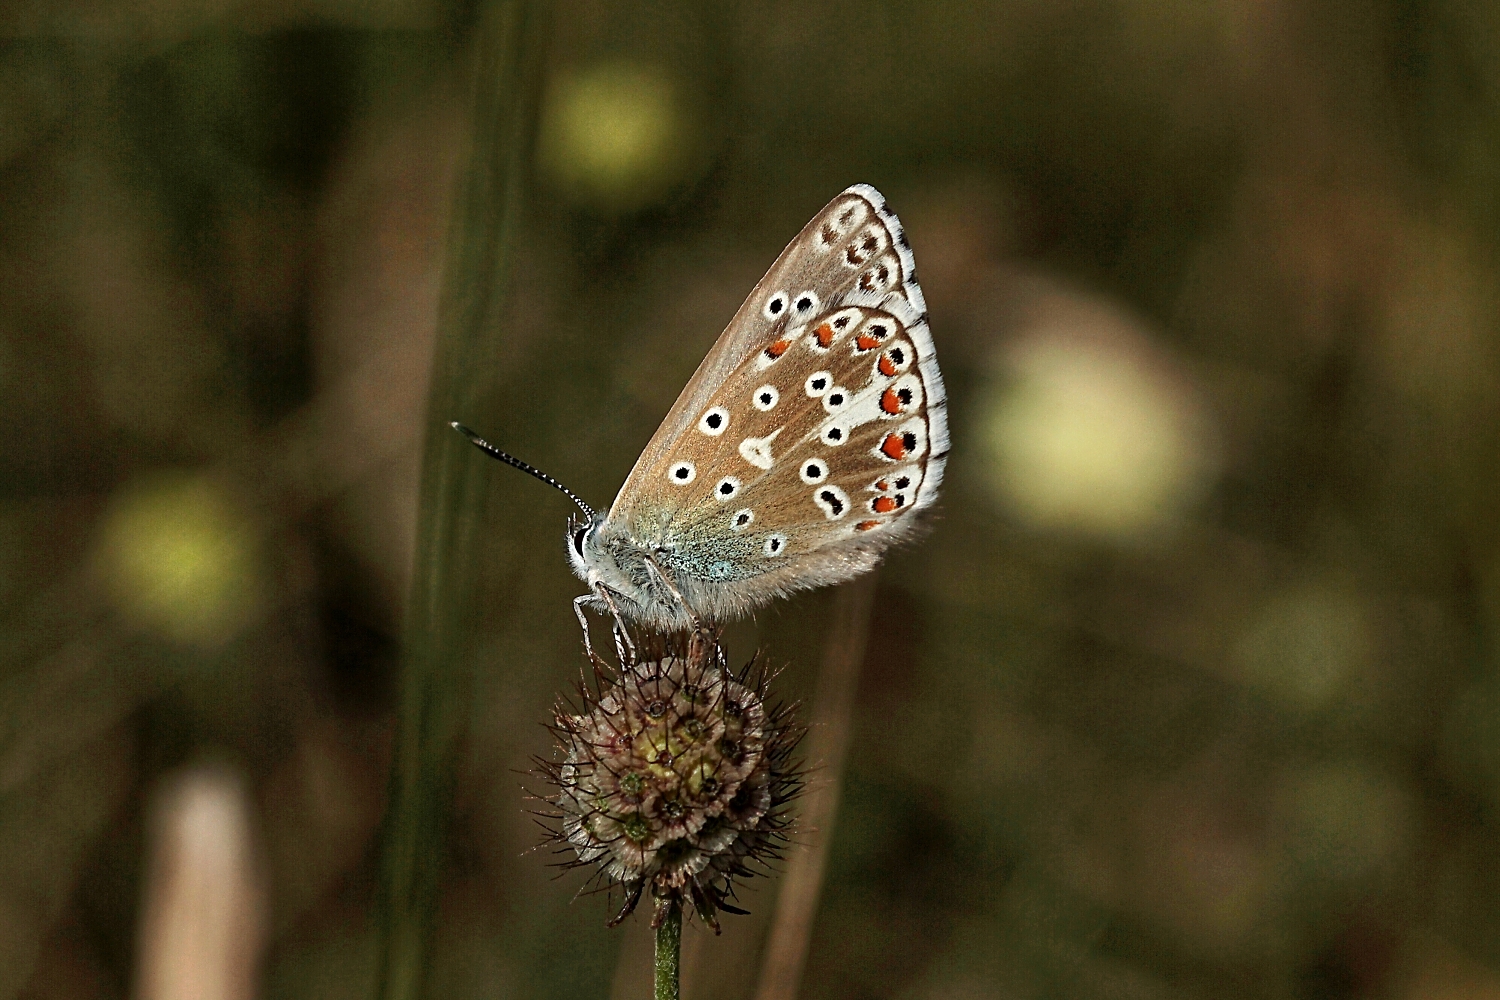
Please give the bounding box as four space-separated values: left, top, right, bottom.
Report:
538 630 803 931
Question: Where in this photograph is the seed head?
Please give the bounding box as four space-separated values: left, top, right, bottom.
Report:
537 630 803 931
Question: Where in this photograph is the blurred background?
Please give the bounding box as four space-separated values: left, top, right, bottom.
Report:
5 0 1500 997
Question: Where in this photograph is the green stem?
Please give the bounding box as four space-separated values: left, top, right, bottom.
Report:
654 900 683 1000
373 3 550 1000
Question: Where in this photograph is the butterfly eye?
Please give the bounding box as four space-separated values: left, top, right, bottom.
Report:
668 461 697 485
571 525 588 557
804 371 832 397
698 406 730 436
752 385 779 411
763 534 787 557
730 508 754 531
762 291 789 321
821 387 849 414
799 460 827 484
714 477 742 502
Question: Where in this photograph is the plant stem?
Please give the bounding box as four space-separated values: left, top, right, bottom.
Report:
753 574 878 1000
373 3 550 1000
655 901 683 1000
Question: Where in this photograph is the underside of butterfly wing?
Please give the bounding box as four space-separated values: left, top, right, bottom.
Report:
592 185 947 625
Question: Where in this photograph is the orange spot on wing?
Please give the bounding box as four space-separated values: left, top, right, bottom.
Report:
875 479 890 491
856 520 879 531
878 354 898 376
856 333 881 351
873 496 898 514
815 323 835 347
880 388 902 414
880 434 906 460
766 339 791 358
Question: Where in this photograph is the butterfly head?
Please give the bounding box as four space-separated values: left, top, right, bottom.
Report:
566 511 607 582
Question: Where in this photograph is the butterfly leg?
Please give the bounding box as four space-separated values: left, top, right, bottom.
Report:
594 584 637 662
612 626 633 669
574 587 637 663
573 594 599 661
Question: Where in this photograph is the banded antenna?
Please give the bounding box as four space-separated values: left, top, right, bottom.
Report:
450 422 596 519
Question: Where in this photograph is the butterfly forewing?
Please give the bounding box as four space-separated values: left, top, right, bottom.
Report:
608 185 947 585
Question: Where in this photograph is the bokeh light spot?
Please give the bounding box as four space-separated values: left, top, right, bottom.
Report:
982 296 1217 540
1232 579 1371 712
94 473 263 646
538 60 694 212
1277 762 1412 884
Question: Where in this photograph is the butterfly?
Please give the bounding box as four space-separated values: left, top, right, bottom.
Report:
455 184 947 647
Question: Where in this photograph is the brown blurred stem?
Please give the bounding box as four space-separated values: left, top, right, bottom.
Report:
373 4 550 1000
655 899 682 1000
752 573 878 1000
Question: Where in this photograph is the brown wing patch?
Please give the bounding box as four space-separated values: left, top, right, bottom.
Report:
645 300 935 571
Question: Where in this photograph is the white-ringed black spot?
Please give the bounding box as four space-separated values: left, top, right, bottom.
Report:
762 291 789 320
794 291 819 314
821 425 847 446
804 371 832 397
752 384 779 411
814 485 849 520
763 534 787 557
822 386 849 414
731 508 754 531
799 459 827 484
895 475 911 489
668 461 696 485
714 476 741 502
697 406 730 436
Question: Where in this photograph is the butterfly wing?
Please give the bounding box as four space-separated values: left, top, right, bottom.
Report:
606 185 947 612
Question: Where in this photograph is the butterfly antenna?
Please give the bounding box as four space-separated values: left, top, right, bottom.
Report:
450 422 597 519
